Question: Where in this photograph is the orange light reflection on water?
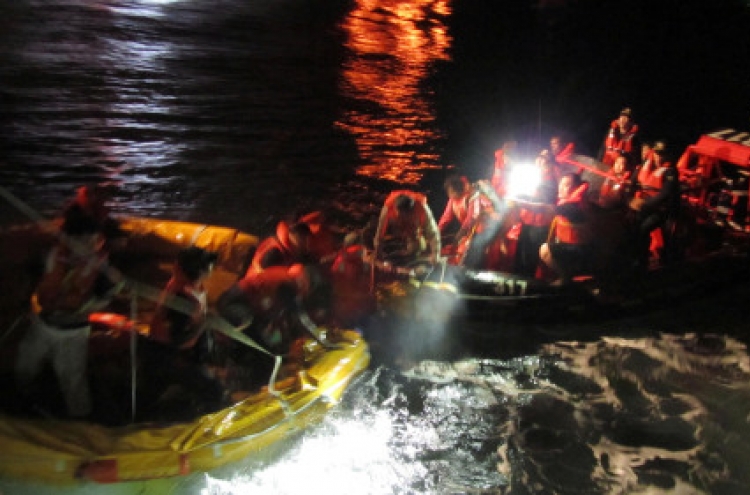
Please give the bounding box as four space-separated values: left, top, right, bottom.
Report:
337 0 452 185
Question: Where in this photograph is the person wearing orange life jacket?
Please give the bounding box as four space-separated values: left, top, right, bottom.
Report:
15 210 121 419
438 175 488 261
512 150 558 277
218 263 335 357
629 141 682 266
248 220 312 275
539 173 594 285
373 190 440 264
601 108 640 167
599 155 634 209
491 140 517 198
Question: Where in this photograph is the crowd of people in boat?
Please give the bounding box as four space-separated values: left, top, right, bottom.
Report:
11 184 378 422
378 107 749 290
11 107 747 423
371 108 672 284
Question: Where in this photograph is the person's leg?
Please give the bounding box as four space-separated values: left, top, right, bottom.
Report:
51 325 92 418
15 314 52 389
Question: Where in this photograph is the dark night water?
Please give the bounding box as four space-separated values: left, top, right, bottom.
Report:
1 1 750 494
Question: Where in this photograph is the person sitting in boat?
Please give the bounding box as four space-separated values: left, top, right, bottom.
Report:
510 150 558 277
142 246 224 417
549 134 577 174
599 155 635 209
373 190 441 265
539 173 594 285
247 220 313 275
15 208 122 419
491 140 518 198
438 175 485 262
600 107 640 167
629 140 682 266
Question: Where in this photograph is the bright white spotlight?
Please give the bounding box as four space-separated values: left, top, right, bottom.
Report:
505 163 541 200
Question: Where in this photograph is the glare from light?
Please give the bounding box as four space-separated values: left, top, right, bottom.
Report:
202 410 429 495
505 163 541 199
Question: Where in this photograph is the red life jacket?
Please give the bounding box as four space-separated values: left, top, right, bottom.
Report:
604 120 639 164
300 211 339 263
248 221 298 274
519 168 557 227
639 164 671 199
34 244 108 317
550 183 592 245
600 171 632 207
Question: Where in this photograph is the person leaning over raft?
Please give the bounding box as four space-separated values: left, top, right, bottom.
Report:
373 190 441 264
15 209 122 419
216 263 338 383
142 246 224 415
248 220 313 275
149 246 218 352
437 175 483 254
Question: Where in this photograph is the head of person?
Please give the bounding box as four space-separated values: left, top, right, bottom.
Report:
495 140 518 167
176 246 218 283
558 172 583 201
612 155 629 175
652 140 668 165
61 206 104 255
289 222 312 253
641 142 653 161
535 149 553 169
617 107 632 128
277 221 311 254
444 175 470 200
394 194 416 219
549 135 564 155
75 184 108 212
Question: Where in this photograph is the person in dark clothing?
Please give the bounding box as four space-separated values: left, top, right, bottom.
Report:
629 141 682 266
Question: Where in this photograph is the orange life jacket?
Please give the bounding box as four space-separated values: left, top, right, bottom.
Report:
639 165 670 199
34 244 108 317
603 120 639 165
248 221 299 274
605 120 638 154
549 183 592 245
550 216 591 244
